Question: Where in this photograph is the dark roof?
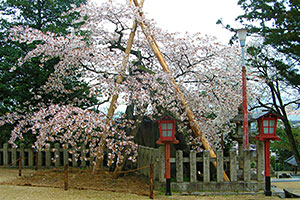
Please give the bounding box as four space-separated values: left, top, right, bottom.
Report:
285 156 298 166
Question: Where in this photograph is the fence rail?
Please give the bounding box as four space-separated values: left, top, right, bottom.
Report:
0 143 92 168
137 141 265 192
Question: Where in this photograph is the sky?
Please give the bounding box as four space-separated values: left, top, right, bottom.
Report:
142 0 244 43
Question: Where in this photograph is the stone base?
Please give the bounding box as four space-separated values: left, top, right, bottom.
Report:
155 181 264 193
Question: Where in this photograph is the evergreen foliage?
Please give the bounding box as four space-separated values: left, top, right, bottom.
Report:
0 0 93 144
237 0 300 87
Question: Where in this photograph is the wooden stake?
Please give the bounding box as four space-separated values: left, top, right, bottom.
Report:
150 163 154 199
64 164 68 190
35 151 38 171
18 156 22 176
130 0 230 181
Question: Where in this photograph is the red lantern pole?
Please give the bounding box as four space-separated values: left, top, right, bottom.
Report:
237 29 249 151
165 143 171 179
264 140 271 177
264 140 272 196
242 65 249 150
165 143 171 195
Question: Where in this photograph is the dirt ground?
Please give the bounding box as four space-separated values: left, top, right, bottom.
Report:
0 168 289 200
0 167 150 196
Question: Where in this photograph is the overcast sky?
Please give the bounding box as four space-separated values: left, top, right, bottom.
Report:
142 0 244 44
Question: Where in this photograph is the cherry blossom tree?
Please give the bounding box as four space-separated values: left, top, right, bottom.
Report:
1 1 245 167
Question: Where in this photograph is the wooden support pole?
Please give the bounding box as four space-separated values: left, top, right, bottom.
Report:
150 163 154 199
93 1 143 170
20 143 25 167
64 164 68 191
18 156 22 176
131 0 230 181
97 0 145 175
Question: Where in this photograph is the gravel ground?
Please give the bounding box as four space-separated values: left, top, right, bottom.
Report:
0 168 285 200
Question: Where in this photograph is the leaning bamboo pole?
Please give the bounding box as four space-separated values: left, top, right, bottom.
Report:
131 0 230 181
93 0 144 173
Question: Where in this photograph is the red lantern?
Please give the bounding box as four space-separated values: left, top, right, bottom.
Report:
255 112 281 141
157 116 177 143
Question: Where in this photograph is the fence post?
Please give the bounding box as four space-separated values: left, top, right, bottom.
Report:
217 150 224 183
190 150 197 183
20 143 25 167
243 150 251 181
3 143 8 166
176 150 183 182
12 146 17 167
158 145 165 183
28 147 34 167
54 143 60 167
203 150 210 183
63 145 68 166
45 145 51 168
38 151 42 168
230 149 237 182
256 140 264 181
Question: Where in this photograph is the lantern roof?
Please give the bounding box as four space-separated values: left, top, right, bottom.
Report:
154 114 178 123
254 110 283 120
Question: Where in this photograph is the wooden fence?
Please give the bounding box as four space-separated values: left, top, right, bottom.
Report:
0 141 265 192
137 141 265 192
0 143 92 168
